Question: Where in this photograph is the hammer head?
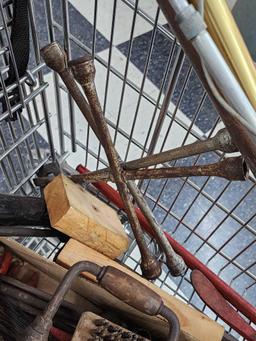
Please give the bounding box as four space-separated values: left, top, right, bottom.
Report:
41 42 68 74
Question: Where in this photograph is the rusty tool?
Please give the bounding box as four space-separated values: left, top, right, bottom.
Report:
68 55 163 280
68 54 186 277
75 127 238 180
41 43 162 280
71 156 247 183
191 270 256 341
21 261 180 341
0 282 77 332
41 43 98 136
0 281 80 321
124 127 238 169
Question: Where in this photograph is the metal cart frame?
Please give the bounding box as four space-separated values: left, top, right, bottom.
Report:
0 0 255 339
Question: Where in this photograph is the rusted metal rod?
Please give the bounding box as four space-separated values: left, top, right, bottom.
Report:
68 55 163 280
41 44 186 279
75 128 237 180
122 127 238 169
69 55 186 277
68 127 238 184
21 261 102 341
21 261 180 341
128 184 186 276
41 43 162 280
71 156 248 183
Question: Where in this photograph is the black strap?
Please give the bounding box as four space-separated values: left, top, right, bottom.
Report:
1 0 29 121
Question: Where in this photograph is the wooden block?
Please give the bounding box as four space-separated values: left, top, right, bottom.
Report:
57 239 224 341
44 174 129 258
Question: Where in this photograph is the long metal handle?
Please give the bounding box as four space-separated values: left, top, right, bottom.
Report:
71 156 247 183
0 225 67 238
72 127 237 178
69 54 187 278
68 55 162 280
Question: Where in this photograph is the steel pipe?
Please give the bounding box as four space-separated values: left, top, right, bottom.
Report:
170 0 256 126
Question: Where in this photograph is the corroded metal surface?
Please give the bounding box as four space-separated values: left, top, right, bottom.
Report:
69 54 186 277
71 156 247 183
69 54 162 280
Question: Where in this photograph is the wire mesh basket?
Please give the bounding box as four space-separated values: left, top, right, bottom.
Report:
0 0 255 340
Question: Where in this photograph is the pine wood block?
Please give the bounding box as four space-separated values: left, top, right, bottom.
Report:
57 239 224 341
44 174 129 258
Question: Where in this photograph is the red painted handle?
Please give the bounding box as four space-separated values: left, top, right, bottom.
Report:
0 251 13 274
76 164 256 329
191 270 256 341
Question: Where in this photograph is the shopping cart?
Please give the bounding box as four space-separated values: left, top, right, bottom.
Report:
0 0 255 340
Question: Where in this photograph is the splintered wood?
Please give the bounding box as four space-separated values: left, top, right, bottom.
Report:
44 174 129 258
72 312 149 340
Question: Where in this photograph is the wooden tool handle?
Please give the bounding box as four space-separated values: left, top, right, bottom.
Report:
98 266 163 316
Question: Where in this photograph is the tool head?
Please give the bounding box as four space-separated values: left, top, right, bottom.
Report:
68 55 95 86
220 156 248 181
41 42 68 74
214 128 238 153
140 254 162 280
166 254 187 277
